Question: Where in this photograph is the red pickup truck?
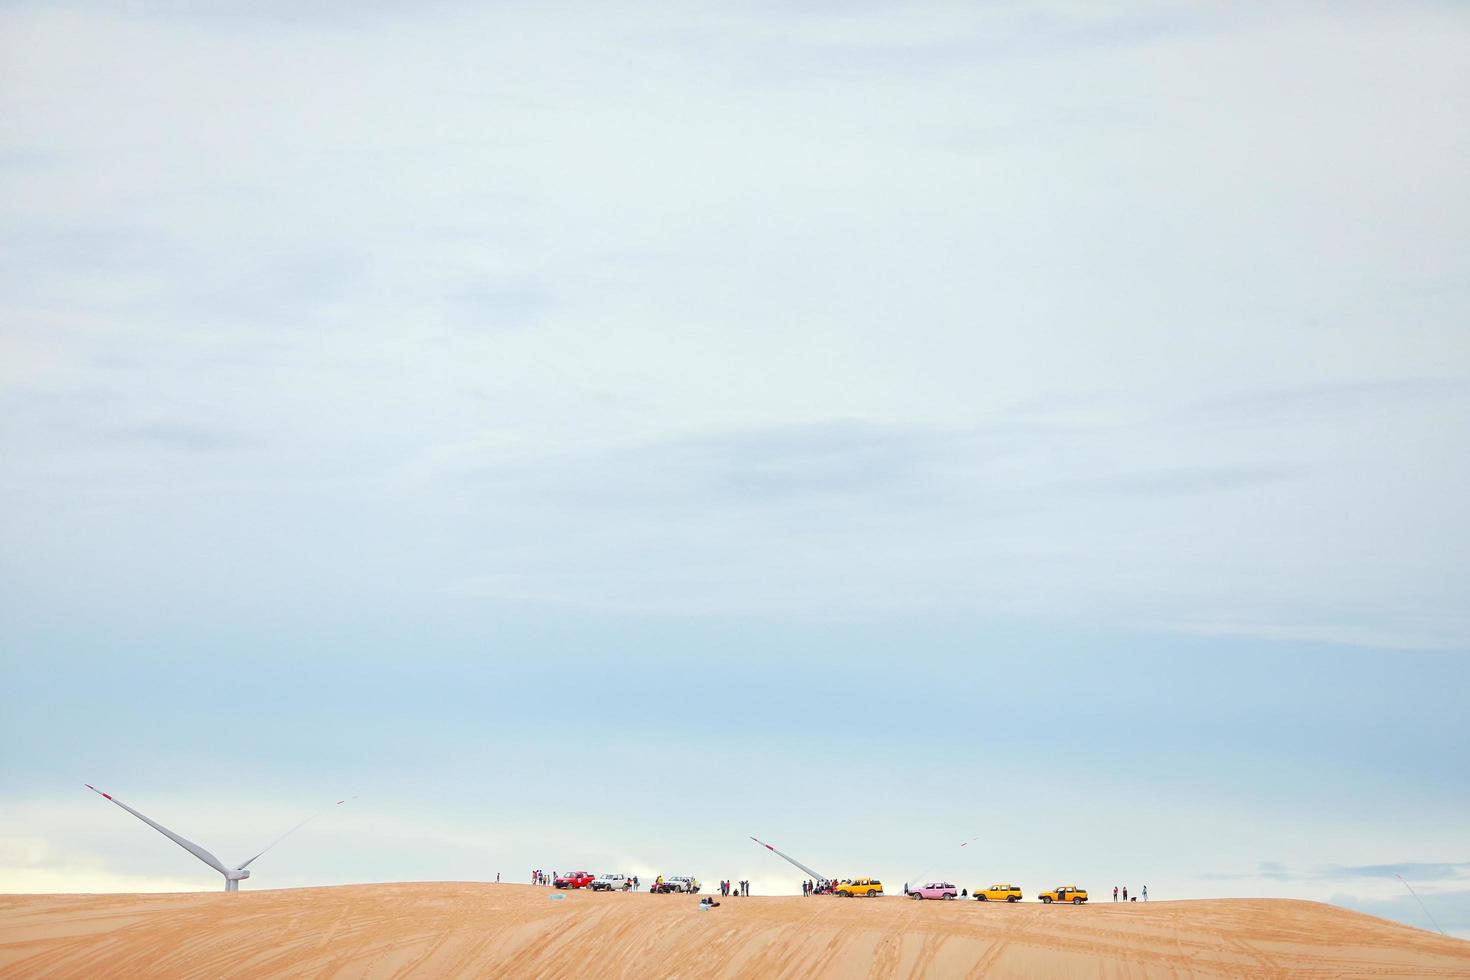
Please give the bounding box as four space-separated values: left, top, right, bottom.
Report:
554 871 595 889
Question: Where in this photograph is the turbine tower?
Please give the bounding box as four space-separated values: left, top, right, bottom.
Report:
85 784 349 892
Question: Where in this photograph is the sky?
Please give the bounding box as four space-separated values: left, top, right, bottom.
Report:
1 0 1468 939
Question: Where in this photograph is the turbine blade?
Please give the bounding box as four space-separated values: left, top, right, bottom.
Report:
85 784 229 876
236 795 355 871
749 835 827 882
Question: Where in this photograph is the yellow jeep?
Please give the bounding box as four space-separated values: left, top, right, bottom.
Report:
835 877 883 897
975 883 1022 902
1039 885 1088 904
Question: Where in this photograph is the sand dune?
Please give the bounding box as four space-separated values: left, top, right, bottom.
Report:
1 883 1466 978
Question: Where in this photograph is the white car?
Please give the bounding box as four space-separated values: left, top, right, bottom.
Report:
590 873 630 892
659 875 701 893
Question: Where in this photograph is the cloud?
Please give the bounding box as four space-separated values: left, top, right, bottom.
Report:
1325 862 1470 882
1331 890 1470 940
445 280 554 331
1083 464 1302 497
98 423 253 453
0 832 205 894
1200 861 1292 882
1201 861 1470 884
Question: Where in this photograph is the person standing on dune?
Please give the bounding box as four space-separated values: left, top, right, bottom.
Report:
1114 886 1119 902
1142 885 1147 901
1123 886 1128 902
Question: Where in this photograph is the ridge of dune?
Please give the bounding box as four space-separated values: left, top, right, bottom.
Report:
1 882 1466 979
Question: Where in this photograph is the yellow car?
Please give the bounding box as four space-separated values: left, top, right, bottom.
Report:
835 877 883 897
974 883 1022 902
1038 885 1088 905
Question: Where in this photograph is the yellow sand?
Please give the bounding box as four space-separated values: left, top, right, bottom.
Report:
1 883 1466 978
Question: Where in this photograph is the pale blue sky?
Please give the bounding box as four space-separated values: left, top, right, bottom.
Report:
1 0 1468 938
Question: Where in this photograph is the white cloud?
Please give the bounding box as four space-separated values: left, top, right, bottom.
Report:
6 1 1466 644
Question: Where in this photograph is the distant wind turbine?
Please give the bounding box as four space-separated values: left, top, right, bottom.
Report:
1395 874 1446 936
85 784 352 892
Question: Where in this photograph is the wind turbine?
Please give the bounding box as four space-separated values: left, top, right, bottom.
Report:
85 784 351 892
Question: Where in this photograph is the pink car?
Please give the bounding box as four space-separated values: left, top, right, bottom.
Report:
907 881 959 900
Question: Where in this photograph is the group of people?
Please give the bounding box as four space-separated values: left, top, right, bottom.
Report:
719 879 750 897
1113 884 1147 902
802 879 835 895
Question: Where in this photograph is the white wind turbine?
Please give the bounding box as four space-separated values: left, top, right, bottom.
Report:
85 784 351 892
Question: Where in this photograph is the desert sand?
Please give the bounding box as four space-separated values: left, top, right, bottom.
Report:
1 883 1466 978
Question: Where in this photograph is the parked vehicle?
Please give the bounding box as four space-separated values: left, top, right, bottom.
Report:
907 881 959 900
553 871 594 889
835 877 883 897
975 883 1023 902
1038 885 1088 904
655 875 701 894
590 873 630 891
